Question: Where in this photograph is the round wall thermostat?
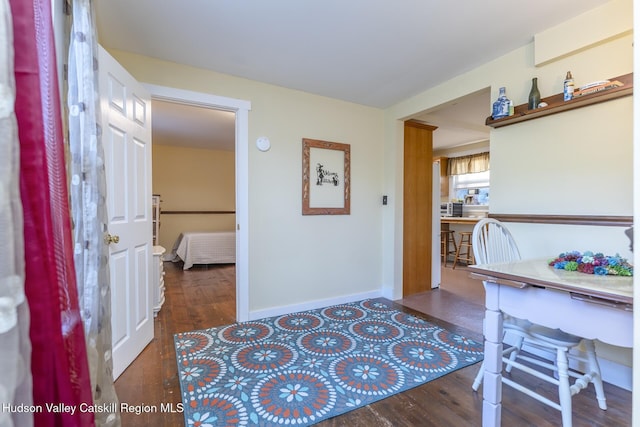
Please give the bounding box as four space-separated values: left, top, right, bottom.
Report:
256 136 271 152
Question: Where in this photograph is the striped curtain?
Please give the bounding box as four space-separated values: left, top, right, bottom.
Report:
10 0 95 425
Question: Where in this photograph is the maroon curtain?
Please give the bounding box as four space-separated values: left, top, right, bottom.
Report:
10 0 95 426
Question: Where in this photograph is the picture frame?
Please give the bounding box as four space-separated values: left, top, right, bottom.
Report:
302 138 350 215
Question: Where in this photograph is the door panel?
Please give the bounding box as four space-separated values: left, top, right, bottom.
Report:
133 138 147 218
99 46 153 379
134 246 149 326
110 251 128 347
105 125 127 221
132 95 147 125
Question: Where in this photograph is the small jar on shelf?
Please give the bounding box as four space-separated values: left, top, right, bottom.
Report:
492 87 512 119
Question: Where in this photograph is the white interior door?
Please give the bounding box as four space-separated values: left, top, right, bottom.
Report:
98 46 153 379
432 162 441 288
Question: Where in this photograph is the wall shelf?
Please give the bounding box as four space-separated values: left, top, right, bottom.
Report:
486 73 633 128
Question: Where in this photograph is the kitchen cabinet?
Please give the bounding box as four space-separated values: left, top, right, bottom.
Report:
433 156 449 198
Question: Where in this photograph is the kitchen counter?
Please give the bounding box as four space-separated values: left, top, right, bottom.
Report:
440 216 483 225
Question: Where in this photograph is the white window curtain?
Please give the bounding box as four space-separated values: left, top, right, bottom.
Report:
67 0 120 425
447 152 490 175
0 1 33 426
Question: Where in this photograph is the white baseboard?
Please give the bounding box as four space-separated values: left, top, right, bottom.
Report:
380 286 395 301
248 290 384 321
596 357 632 391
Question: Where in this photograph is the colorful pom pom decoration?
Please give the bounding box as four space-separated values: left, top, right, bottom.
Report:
548 251 633 276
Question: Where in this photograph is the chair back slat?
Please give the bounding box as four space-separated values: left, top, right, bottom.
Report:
472 218 521 265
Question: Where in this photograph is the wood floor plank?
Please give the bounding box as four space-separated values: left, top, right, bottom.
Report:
114 262 632 426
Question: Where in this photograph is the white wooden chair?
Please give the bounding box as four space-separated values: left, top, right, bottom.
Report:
471 218 607 427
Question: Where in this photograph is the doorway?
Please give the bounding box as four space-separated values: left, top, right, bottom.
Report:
145 84 251 321
403 89 491 296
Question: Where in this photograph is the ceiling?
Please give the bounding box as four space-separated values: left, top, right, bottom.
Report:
95 0 609 150
152 100 236 150
414 89 491 151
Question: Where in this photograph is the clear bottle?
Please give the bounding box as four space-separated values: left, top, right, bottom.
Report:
528 77 541 110
563 71 574 101
492 87 511 119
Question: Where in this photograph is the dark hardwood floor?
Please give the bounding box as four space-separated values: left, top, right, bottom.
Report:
114 262 632 426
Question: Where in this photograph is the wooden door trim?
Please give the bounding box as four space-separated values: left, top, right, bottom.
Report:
402 121 437 297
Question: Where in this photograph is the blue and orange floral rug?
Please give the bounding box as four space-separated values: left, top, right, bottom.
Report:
174 298 483 426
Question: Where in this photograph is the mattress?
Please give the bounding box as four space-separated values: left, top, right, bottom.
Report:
171 231 236 270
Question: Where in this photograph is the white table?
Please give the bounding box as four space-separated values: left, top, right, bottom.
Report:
468 258 633 427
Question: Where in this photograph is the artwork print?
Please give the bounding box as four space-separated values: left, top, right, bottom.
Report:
302 139 350 215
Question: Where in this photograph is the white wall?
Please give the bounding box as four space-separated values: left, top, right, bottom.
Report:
109 50 386 316
384 0 634 388
491 97 632 260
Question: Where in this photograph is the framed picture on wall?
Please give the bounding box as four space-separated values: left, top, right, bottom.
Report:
302 138 350 215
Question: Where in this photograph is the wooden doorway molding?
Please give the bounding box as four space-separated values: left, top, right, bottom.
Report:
403 120 437 297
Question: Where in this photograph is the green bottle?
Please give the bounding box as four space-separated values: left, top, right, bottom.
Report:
528 77 540 110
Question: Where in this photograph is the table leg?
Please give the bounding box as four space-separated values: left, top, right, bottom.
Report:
482 282 503 427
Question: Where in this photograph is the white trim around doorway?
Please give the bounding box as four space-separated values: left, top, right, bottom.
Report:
143 83 251 322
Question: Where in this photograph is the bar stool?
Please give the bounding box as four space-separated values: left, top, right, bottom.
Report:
441 230 457 267
453 231 474 269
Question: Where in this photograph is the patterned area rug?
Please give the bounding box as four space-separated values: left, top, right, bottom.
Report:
174 298 483 426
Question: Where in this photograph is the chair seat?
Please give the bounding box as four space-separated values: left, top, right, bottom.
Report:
503 315 533 333
528 325 582 348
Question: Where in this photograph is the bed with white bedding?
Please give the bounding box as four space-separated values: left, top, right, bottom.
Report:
171 231 236 270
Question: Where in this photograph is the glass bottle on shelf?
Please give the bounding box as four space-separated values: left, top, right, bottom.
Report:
528 77 541 110
563 71 574 101
492 87 511 119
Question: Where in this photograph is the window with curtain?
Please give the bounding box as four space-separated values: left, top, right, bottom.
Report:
453 170 490 205
448 152 490 205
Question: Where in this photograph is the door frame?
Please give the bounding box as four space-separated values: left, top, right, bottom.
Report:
144 84 251 322
402 120 437 297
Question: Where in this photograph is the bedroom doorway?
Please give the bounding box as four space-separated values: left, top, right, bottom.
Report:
145 84 251 322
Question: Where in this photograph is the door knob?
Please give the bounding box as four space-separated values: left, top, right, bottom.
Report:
105 233 120 245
